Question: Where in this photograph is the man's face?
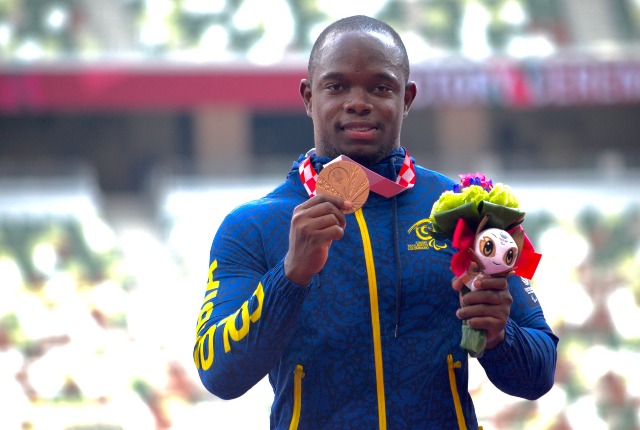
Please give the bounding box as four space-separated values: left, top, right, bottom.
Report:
300 31 416 166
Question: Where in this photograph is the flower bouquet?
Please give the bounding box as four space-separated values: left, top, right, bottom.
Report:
429 173 541 357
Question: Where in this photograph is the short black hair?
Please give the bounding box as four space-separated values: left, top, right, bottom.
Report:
308 15 410 84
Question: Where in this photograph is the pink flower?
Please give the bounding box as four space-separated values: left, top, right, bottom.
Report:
458 172 493 192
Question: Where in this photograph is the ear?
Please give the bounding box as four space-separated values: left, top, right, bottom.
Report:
403 81 417 117
300 79 312 117
476 215 491 235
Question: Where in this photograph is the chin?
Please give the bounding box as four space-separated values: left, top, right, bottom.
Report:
349 145 396 166
345 152 379 166
318 138 395 166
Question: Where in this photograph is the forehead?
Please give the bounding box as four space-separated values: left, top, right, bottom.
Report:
312 30 405 80
479 229 516 245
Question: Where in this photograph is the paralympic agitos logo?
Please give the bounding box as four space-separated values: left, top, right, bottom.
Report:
407 219 448 251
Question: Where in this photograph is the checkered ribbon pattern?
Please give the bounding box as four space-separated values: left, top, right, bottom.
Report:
298 148 416 198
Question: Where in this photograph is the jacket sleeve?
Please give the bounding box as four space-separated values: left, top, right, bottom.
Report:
478 276 559 400
193 203 309 400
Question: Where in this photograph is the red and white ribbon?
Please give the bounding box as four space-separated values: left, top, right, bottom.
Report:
299 148 416 198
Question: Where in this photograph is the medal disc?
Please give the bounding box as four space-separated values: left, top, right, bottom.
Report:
316 160 370 214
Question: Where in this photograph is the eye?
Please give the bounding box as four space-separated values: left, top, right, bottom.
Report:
326 83 345 92
503 248 517 266
375 84 392 92
479 236 495 257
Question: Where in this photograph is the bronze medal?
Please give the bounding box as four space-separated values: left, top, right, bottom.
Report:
316 160 370 214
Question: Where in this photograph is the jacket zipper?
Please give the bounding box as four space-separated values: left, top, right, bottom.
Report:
289 365 305 430
355 208 387 430
447 354 468 430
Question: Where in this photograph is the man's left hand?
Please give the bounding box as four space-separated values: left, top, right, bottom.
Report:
452 276 513 350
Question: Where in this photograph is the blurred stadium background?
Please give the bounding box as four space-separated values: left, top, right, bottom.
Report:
1 0 639 429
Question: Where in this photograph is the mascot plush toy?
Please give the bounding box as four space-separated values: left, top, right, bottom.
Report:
429 173 542 357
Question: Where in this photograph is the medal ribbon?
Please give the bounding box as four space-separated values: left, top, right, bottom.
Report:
299 148 416 198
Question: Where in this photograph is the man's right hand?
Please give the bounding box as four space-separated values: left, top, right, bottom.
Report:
284 194 352 285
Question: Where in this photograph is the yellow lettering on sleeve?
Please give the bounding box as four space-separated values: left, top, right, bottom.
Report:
195 301 213 336
250 282 264 322
223 283 265 353
194 323 217 370
194 274 265 371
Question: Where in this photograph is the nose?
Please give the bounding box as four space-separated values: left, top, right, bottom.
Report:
344 88 372 115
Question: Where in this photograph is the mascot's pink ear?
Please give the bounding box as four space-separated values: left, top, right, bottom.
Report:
510 227 525 252
475 215 490 235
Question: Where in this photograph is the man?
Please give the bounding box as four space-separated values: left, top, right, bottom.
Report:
193 15 557 430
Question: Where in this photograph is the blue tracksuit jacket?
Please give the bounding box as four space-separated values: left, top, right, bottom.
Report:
194 148 558 430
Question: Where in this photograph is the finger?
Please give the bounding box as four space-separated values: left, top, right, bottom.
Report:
460 289 512 308
302 199 349 225
451 277 465 292
457 301 510 320
312 193 354 212
309 219 347 242
302 194 351 212
463 315 503 330
464 317 506 348
294 201 347 229
472 275 510 291
464 315 506 336
311 194 353 216
456 291 512 325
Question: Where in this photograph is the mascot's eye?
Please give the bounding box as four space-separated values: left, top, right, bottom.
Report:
503 248 517 266
480 237 495 257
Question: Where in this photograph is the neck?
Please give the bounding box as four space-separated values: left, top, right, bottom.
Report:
315 146 403 167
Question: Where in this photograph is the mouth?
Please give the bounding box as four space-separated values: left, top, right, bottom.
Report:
341 122 378 140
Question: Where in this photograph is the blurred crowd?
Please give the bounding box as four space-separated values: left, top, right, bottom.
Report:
0 209 212 429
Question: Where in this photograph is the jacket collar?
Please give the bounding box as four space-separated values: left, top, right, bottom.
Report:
291 147 409 182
